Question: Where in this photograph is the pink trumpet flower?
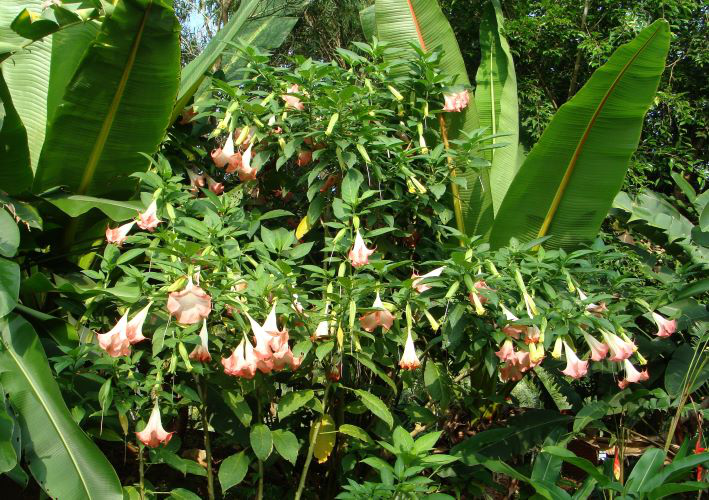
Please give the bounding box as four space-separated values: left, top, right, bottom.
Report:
206 175 224 195
135 404 174 448
167 276 212 325
469 279 493 305
282 84 305 110
348 231 375 268
652 312 677 338
189 319 212 363
500 305 525 339
583 331 609 361
524 325 541 344
272 343 302 371
359 293 394 332
312 320 330 340
126 302 151 344
442 89 470 112
399 331 421 370
618 359 649 389
263 303 289 352
211 133 239 169
97 312 132 357
222 338 259 379
246 312 275 360
578 289 607 315
500 360 524 382
186 169 206 193
237 144 258 182
602 331 635 362
137 200 161 231
561 342 589 379
495 339 516 362
106 221 135 246
411 267 445 293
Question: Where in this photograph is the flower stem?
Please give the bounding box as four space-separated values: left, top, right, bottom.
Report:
138 445 145 500
257 459 264 500
295 383 331 500
196 376 215 500
438 114 465 241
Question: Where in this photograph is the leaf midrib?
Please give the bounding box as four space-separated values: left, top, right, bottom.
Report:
77 1 152 195
6 334 92 498
535 24 663 240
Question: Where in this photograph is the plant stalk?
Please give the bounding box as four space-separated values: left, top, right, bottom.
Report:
438 114 466 241
139 445 145 500
294 383 331 500
198 377 216 500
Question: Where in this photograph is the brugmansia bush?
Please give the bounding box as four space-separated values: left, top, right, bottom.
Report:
0 0 707 498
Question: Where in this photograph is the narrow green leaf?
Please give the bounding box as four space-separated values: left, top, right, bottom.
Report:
474 0 518 219
354 389 393 428
0 258 20 317
338 424 372 443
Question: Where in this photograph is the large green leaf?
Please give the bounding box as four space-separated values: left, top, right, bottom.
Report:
1 1 98 173
0 314 122 499
46 194 144 221
374 0 481 235
359 5 376 42
475 0 518 218
0 71 32 194
33 0 180 197
171 0 258 122
489 20 670 249
1 0 52 172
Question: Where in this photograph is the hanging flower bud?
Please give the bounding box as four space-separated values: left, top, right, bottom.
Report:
135 404 174 448
312 320 330 340
297 149 313 167
186 169 206 193
237 144 258 181
106 221 135 246
399 330 421 370
552 337 563 359
359 293 395 332
189 319 211 362
495 339 516 362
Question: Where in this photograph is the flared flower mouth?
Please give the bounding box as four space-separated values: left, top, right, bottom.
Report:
97 311 132 357
167 277 212 324
135 404 174 448
399 330 421 370
411 267 445 293
652 312 677 338
359 293 394 332
560 342 588 379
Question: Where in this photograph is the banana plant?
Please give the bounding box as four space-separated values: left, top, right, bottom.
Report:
489 19 670 250
370 0 671 250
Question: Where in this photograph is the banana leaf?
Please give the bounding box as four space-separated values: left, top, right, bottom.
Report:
475 0 518 218
0 314 122 499
489 20 670 249
171 0 258 122
33 0 180 197
359 5 375 42
0 71 31 194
